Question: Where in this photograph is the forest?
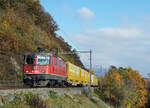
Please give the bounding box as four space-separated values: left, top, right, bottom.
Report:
0 0 84 81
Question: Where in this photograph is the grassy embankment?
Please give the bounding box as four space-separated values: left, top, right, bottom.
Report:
1 90 110 108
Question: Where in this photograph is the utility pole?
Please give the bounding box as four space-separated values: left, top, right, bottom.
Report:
101 65 102 74
89 49 92 89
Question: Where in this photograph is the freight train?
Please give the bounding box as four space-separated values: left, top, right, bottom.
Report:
23 52 98 87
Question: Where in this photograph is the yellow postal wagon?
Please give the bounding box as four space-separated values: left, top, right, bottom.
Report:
66 62 81 85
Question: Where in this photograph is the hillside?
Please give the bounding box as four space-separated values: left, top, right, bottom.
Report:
0 88 110 108
0 0 84 81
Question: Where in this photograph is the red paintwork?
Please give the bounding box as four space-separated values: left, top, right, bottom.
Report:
23 54 67 77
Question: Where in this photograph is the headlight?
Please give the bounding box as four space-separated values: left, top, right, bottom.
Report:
25 70 29 73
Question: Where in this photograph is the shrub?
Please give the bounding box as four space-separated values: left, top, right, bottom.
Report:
23 92 35 105
49 90 58 99
30 95 46 108
2 92 46 108
1 92 34 108
13 92 35 105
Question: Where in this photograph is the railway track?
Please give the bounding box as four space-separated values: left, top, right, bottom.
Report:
0 86 98 90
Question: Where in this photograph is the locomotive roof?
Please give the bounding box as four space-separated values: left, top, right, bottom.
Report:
25 52 53 56
25 52 65 61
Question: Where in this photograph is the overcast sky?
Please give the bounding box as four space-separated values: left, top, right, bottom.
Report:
40 0 150 77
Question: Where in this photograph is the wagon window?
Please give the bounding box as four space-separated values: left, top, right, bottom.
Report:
55 58 57 65
59 60 61 67
63 62 66 68
50 57 53 64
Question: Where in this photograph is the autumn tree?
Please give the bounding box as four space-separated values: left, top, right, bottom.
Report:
96 66 147 108
145 73 150 108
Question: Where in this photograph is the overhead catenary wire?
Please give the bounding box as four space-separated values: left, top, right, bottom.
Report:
59 29 93 69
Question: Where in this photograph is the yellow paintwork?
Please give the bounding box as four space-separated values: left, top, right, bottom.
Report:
93 75 98 86
91 74 94 85
80 69 91 84
80 69 85 83
84 71 90 83
66 62 81 82
87 72 90 83
66 61 98 86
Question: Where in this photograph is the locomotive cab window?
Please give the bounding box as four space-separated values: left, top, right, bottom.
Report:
25 55 35 65
37 56 49 65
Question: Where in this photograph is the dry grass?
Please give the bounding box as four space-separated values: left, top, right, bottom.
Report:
45 94 105 108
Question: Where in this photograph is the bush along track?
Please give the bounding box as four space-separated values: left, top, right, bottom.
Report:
0 89 110 108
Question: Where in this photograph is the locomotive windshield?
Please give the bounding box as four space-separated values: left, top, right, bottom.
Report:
37 56 49 65
24 55 35 65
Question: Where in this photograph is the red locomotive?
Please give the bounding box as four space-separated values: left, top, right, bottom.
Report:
23 52 67 87
23 52 99 87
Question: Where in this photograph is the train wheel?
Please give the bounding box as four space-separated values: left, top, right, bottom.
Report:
47 80 55 88
31 81 37 87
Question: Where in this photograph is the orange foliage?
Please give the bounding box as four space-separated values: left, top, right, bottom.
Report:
97 67 147 108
